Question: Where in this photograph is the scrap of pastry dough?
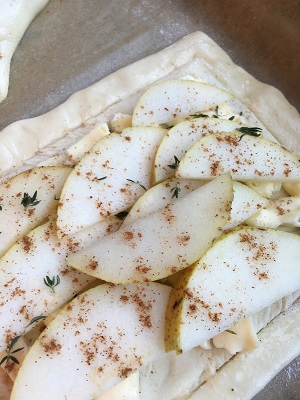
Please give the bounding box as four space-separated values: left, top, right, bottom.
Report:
0 0 49 103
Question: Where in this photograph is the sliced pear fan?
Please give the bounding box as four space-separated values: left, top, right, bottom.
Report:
56 127 166 236
153 117 242 184
11 283 171 400
132 80 234 127
67 174 233 283
0 166 72 258
0 217 121 352
165 227 300 353
176 131 300 181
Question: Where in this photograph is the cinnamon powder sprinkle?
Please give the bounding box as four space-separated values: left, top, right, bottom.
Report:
22 235 34 253
40 336 62 354
88 260 98 270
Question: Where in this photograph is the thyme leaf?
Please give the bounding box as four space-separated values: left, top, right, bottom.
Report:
225 329 237 335
97 176 107 181
167 156 180 170
25 315 47 328
7 355 20 364
43 275 61 293
237 127 262 142
190 113 209 118
126 179 147 191
21 191 41 210
0 356 9 365
8 335 22 352
0 204 2 211
170 185 181 199
228 116 235 121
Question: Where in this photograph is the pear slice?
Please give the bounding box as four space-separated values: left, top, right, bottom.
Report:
67 174 233 283
132 80 234 127
122 178 206 227
0 166 71 258
0 217 121 352
66 122 110 164
224 181 269 230
11 282 171 400
165 227 300 353
95 372 139 400
0 367 13 400
57 127 166 236
176 131 300 181
153 117 242 184
123 178 268 231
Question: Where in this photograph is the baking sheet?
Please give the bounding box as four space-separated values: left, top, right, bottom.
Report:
0 0 299 398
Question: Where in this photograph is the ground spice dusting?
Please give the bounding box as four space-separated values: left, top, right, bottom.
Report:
11 286 26 298
19 305 29 320
27 208 35 217
210 161 220 176
176 234 190 246
216 134 239 146
163 204 176 223
259 272 269 280
123 231 134 240
40 336 62 354
66 238 81 253
88 260 98 270
22 235 34 253
189 304 197 314
132 292 153 328
208 311 221 322
119 367 133 378
136 264 151 274
120 295 129 303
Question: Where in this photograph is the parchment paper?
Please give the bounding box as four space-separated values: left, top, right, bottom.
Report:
0 0 299 398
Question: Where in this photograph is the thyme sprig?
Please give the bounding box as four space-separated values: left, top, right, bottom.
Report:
126 179 147 191
0 316 46 366
170 185 181 199
21 191 41 210
44 275 61 293
167 156 180 170
237 127 262 142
